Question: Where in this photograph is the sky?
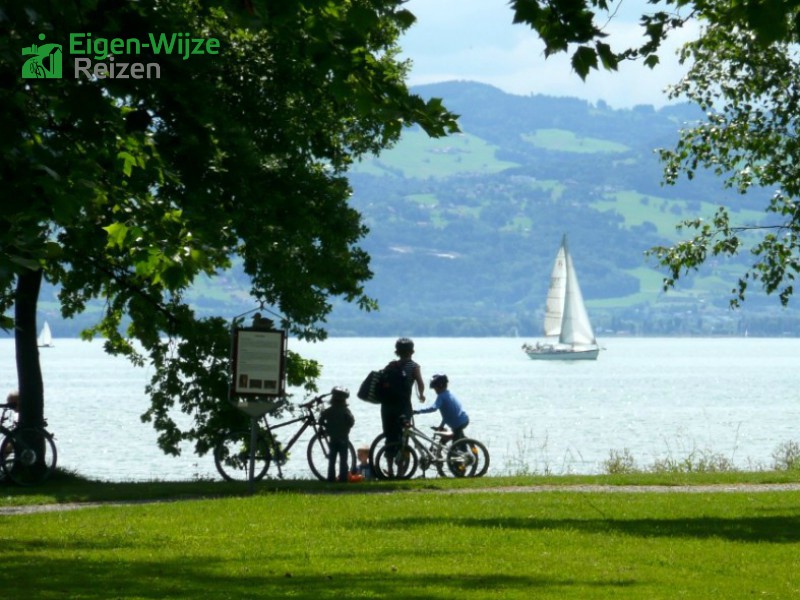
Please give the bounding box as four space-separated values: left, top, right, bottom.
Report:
400 0 700 109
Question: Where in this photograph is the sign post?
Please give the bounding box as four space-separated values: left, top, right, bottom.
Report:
229 315 286 490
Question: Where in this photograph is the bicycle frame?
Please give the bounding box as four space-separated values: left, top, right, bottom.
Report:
253 398 325 478
369 414 489 480
261 414 314 466
215 391 355 482
402 420 452 474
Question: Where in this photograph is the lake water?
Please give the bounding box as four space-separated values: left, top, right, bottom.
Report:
1 337 798 481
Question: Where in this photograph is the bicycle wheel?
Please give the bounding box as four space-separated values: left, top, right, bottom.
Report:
368 432 386 468
213 430 271 482
369 435 396 480
307 431 356 481
447 438 489 478
1 428 57 485
462 438 490 477
373 441 418 480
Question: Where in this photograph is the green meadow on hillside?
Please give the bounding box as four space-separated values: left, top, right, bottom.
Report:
352 129 518 178
522 128 630 153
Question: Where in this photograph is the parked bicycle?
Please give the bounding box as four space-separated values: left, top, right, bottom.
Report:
214 392 356 482
0 403 58 486
369 417 489 480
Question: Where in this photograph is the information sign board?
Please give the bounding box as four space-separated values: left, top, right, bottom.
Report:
231 328 286 397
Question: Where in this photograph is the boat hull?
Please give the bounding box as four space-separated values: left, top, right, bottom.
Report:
523 346 599 361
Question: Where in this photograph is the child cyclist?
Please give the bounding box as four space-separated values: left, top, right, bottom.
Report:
413 374 469 442
319 387 355 482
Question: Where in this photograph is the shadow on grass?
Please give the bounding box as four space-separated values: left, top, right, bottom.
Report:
0 472 331 505
0 471 411 506
378 514 800 543
0 554 640 600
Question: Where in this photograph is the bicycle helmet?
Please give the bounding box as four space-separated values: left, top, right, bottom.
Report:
429 374 448 388
330 386 350 403
395 337 415 354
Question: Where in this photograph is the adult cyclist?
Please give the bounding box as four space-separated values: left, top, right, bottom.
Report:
381 338 425 452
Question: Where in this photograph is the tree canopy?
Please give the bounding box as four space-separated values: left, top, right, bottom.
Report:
0 1 457 455
510 0 800 78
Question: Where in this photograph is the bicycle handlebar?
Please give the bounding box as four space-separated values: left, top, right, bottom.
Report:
299 393 331 410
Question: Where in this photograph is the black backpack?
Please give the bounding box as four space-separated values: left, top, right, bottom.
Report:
356 370 383 404
356 361 411 405
377 360 411 406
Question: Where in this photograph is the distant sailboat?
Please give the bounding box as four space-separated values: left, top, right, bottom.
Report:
37 321 54 348
522 235 600 360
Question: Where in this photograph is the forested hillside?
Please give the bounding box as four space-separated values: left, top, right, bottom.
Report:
334 82 798 337
34 82 800 338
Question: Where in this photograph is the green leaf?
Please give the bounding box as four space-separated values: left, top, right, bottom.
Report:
103 222 129 249
571 46 598 79
644 55 660 69
118 151 138 177
596 42 619 71
394 9 416 30
42 241 62 259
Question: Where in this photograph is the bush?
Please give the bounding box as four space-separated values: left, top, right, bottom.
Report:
602 448 638 474
650 449 736 474
771 440 800 471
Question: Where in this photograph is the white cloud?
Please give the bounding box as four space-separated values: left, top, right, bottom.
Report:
401 0 699 109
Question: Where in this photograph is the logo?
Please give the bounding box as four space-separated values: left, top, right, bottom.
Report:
21 32 220 81
22 34 63 79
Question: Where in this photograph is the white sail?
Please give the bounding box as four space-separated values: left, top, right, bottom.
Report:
559 244 596 347
37 321 53 348
542 244 567 337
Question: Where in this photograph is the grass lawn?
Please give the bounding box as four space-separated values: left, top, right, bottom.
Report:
2 473 800 599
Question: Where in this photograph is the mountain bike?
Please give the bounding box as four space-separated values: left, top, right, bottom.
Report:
214 392 356 482
369 417 489 480
0 404 58 486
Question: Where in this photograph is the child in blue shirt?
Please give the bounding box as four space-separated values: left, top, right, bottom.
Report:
413 374 470 442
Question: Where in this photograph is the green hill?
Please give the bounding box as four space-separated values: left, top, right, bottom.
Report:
336 82 797 337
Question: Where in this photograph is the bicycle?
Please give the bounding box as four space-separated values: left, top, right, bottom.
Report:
0 403 58 486
369 417 489 480
214 392 356 482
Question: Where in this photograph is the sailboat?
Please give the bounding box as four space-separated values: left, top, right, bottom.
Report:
522 235 600 360
37 321 54 348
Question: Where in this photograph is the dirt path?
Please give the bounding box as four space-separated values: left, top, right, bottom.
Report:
3 483 800 516
443 483 800 494
0 497 186 516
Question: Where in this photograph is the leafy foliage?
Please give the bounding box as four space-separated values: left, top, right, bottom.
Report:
652 16 800 306
510 0 697 78
510 0 800 79
0 1 457 454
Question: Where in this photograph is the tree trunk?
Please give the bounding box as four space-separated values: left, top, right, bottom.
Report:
14 269 44 429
